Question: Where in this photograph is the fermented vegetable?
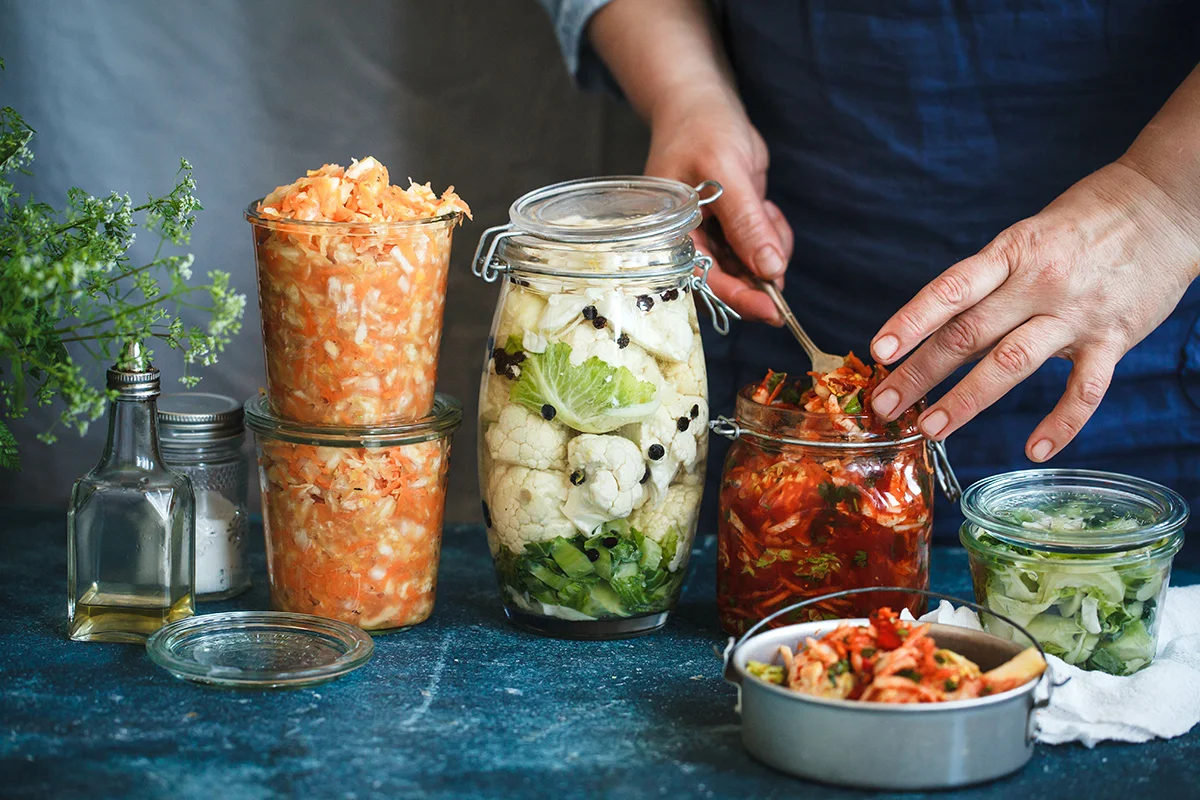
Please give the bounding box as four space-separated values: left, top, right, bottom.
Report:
249 157 470 425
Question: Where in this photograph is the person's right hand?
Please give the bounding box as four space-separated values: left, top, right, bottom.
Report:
644 84 792 324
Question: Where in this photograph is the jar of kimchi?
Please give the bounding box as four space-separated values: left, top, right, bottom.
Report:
472 176 737 640
714 368 958 635
245 393 461 632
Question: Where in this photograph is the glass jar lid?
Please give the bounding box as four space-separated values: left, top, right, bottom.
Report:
961 469 1188 553
244 393 462 447
159 392 244 443
508 176 711 244
146 611 374 689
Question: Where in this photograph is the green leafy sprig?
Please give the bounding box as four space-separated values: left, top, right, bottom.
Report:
0 58 246 468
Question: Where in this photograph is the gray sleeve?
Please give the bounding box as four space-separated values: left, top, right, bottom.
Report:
535 0 621 94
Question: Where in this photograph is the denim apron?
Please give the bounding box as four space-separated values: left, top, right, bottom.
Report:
701 1 1200 542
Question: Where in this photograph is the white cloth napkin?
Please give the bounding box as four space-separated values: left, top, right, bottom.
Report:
907 586 1200 747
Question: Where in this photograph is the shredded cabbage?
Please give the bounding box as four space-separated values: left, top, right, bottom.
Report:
971 532 1169 676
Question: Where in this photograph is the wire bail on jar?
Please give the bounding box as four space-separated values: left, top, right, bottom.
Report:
691 255 740 335
471 223 519 283
710 415 962 503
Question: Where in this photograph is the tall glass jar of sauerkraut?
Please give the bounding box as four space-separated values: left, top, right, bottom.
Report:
713 384 952 635
472 177 737 639
245 393 461 632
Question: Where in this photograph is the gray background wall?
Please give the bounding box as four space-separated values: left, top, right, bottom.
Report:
0 0 648 521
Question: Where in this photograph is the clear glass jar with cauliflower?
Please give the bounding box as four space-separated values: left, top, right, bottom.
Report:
473 176 736 639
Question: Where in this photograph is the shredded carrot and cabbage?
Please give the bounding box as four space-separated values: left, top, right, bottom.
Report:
252 157 471 425
258 437 452 630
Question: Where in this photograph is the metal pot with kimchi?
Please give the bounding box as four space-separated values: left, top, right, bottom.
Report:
713 356 937 635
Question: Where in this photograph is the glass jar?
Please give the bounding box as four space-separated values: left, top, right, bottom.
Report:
472 176 737 639
158 392 251 602
68 345 194 642
961 469 1187 676
713 383 942 635
245 393 461 632
245 202 463 426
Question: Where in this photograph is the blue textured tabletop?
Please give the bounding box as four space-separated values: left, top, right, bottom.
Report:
2 508 1199 800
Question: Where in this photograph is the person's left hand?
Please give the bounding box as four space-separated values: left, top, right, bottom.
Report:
868 159 1200 462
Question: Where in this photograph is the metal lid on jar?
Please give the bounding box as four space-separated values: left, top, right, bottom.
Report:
961 469 1188 553
244 393 462 447
158 392 245 443
508 176 718 244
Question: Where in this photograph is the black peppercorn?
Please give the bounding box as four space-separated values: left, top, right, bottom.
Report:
592 315 607 329
661 288 680 302
586 548 600 562
640 467 650 484
648 444 665 461
569 469 585 486
582 305 597 321
617 333 630 349
510 350 526 364
541 404 557 421
602 536 618 548
503 365 519 380
636 295 654 312
690 403 700 419
677 416 690 432
481 501 493 529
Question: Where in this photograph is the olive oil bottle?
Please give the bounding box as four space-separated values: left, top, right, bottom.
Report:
67 343 195 642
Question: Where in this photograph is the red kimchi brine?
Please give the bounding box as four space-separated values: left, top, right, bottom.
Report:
717 357 934 635
247 157 471 425
246 394 461 631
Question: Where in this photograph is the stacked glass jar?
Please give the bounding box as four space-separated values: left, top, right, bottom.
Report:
243 200 465 632
472 177 737 639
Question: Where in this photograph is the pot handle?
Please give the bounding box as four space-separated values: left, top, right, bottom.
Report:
722 586 1052 704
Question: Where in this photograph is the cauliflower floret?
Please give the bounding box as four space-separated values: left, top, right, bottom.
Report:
660 343 707 397
479 374 511 425
485 404 569 471
560 322 665 388
562 434 648 535
495 285 547 343
537 289 604 335
594 289 694 363
620 395 708 506
628 483 701 572
486 464 575 553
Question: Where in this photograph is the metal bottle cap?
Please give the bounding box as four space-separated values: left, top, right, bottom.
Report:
106 342 160 399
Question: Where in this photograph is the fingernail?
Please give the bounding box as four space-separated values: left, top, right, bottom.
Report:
921 409 949 437
873 335 899 362
755 245 786 279
872 388 899 418
1030 439 1053 462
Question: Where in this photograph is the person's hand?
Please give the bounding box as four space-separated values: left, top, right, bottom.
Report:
644 84 792 324
869 159 1200 461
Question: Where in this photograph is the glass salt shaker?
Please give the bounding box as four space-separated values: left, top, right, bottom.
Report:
67 343 195 642
158 392 251 601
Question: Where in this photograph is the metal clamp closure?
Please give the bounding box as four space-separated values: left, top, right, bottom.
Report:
928 438 962 504
472 224 521 283
691 255 740 335
695 180 724 206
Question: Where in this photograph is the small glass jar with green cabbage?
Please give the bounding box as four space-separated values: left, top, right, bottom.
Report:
961 469 1187 676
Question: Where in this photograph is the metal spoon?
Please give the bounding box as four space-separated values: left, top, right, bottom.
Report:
701 218 844 374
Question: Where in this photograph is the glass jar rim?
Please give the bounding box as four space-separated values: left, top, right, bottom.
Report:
244 199 462 232
960 468 1189 554
508 176 704 244
730 383 923 448
244 393 462 447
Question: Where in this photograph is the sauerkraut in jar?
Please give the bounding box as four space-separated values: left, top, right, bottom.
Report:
245 394 461 631
246 157 470 425
473 177 737 639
